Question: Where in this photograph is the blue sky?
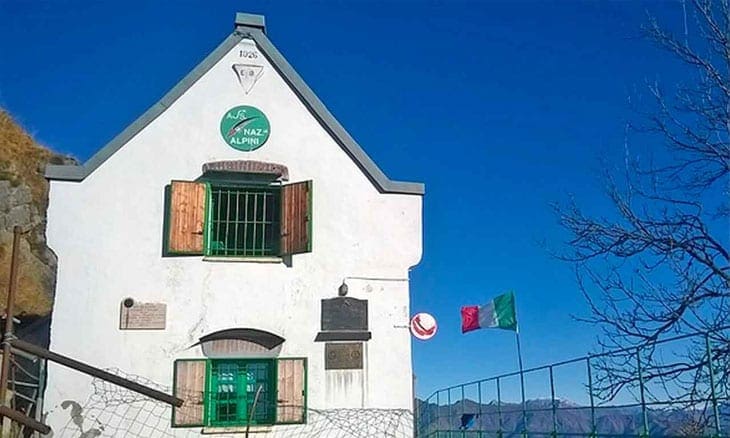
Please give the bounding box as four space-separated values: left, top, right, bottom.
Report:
1 1 693 400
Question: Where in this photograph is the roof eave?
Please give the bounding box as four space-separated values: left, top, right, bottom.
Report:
45 164 85 181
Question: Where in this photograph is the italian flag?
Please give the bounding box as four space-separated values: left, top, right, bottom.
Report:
461 292 517 333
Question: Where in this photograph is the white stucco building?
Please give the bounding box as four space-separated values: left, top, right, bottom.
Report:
43 13 423 438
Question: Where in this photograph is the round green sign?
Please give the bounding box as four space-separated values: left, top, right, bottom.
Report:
219 105 271 151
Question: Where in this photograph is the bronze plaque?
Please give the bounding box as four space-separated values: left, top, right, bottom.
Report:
120 300 166 330
325 343 363 370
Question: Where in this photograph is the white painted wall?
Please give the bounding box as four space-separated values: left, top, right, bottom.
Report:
44 36 422 437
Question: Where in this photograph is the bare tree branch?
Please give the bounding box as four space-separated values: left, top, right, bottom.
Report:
555 1 730 429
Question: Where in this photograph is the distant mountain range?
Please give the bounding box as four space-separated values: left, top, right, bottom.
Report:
416 398 729 437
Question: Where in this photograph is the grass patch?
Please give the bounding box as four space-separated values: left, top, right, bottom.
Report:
0 110 54 208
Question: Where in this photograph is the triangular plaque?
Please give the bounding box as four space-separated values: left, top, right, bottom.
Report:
232 64 264 94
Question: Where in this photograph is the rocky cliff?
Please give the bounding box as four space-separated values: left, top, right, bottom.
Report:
0 109 75 316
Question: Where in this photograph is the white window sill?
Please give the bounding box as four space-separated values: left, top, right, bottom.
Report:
202 425 272 434
203 256 282 263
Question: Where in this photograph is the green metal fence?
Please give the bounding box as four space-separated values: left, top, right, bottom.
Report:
416 327 729 437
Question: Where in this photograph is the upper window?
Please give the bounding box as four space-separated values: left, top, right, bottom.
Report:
164 179 312 258
172 358 307 428
208 185 280 257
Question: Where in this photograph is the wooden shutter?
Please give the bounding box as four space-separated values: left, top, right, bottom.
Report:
276 358 306 423
168 181 206 254
172 360 207 427
280 181 312 255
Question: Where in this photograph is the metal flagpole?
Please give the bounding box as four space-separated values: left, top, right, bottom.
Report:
516 328 527 437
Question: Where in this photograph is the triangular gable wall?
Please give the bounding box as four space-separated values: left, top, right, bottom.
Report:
45 13 424 195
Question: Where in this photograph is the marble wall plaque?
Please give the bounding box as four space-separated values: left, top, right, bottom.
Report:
120 299 166 330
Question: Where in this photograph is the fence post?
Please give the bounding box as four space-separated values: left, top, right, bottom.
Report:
637 348 649 438
461 384 466 438
587 356 597 438
496 377 503 438
477 382 483 437
705 333 721 438
549 365 557 438
436 391 441 437
424 394 431 438
448 389 452 438
34 358 46 438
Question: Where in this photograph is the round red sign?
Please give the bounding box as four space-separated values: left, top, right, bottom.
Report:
410 313 438 340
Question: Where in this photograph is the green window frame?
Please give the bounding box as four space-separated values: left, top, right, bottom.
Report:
206 359 276 427
172 357 308 428
204 183 281 257
163 179 312 258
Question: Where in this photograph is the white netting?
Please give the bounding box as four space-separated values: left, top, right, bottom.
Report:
50 368 413 437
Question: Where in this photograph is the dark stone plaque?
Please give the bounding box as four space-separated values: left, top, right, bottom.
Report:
321 297 368 331
325 343 363 370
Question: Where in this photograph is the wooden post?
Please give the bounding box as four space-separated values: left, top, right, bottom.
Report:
0 226 22 412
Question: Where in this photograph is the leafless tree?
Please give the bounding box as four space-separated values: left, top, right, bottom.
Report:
554 0 729 425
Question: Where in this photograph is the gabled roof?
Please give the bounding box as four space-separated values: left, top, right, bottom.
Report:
45 13 425 195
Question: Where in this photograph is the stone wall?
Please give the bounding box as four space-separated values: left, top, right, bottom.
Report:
0 181 56 315
0 181 33 230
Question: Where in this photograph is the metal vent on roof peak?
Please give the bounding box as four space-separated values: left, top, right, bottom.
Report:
235 12 265 33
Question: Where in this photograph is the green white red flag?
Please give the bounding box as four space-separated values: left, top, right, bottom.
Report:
461 292 517 333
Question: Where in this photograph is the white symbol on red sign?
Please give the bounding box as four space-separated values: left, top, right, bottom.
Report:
410 313 438 340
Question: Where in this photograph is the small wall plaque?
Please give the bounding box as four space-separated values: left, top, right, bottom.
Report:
120 299 166 330
325 343 363 370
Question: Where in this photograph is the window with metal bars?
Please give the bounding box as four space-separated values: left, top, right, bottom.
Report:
164 178 311 258
206 185 281 257
206 359 276 427
172 357 307 428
